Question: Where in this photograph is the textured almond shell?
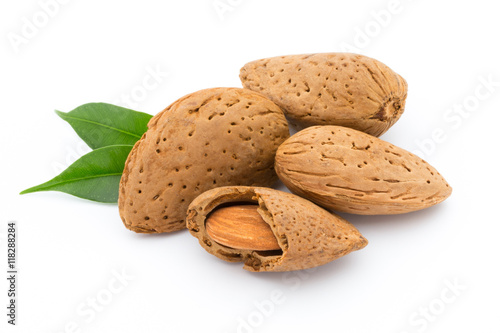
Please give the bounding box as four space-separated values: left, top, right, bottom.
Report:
186 186 368 272
240 53 408 137
118 88 289 233
275 126 452 215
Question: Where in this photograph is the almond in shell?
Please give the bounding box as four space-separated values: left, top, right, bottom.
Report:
275 126 452 215
118 88 290 233
240 53 407 137
187 186 368 272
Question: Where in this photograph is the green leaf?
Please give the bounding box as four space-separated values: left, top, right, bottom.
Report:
20 145 133 203
56 103 152 149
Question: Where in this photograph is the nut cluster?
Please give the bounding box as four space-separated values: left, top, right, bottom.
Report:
119 53 452 272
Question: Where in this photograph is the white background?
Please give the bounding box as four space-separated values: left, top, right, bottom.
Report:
1 0 499 332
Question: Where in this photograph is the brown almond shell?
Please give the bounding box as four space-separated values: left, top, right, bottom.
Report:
240 53 408 137
275 126 452 215
186 186 368 272
118 88 290 233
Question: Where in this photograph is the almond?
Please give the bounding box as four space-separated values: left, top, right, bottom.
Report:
187 186 368 272
118 88 290 233
275 126 452 215
205 205 280 251
240 53 407 137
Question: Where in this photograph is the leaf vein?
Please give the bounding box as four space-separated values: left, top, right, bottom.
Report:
60 114 142 138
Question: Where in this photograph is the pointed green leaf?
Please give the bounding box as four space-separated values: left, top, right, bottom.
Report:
56 103 152 149
20 145 133 203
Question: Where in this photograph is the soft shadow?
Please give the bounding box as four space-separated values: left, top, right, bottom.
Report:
242 201 453 284
337 201 452 231
242 251 363 286
131 228 187 239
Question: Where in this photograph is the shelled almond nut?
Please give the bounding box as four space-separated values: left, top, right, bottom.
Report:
187 186 368 272
205 205 280 251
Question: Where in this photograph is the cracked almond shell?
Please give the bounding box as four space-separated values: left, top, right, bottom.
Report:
118 88 290 233
275 126 452 215
240 53 408 137
186 186 368 272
